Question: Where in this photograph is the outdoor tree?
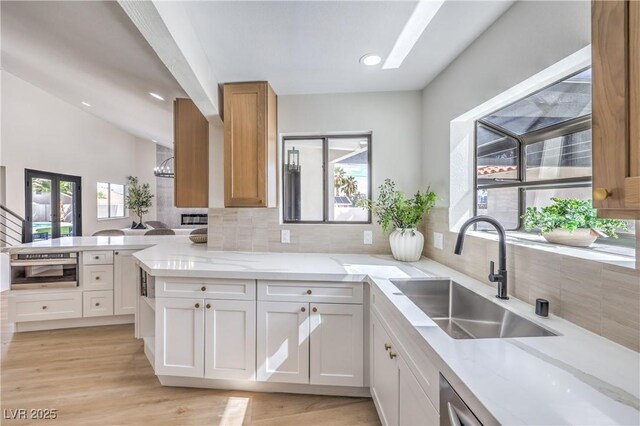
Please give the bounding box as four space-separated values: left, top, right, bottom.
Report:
125 176 154 228
342 175 359 199
333 167 347 196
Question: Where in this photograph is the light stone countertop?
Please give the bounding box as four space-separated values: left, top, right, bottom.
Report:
2 235 191 254
132 242 640 426
5 238 640 425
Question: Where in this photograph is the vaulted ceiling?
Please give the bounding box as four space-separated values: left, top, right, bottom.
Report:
1 1 186 146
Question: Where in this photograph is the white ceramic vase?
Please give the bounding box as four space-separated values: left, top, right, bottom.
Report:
389 228 424 262
542 228 598 247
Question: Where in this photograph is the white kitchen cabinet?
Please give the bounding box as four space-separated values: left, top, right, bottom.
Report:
371 314 399 426
82 264 114 291
82 250 113 265
399 357 440 426
156 278 255 300
155 297 205 378
83 290 114 317
205 299 256 381
9 291 82 323
114 250 138 315
258 280 364 304
309 303 364 387
257 301 310 384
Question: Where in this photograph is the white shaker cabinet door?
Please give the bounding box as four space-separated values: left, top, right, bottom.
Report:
257 301 310 384
113 249 138 315
399 357 440 426
155 298 205 378
204 299 256 381
309 303 364 387
370 314 399 426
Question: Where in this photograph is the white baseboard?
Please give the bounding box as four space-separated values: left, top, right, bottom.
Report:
157 375 372 398
15 315 134 332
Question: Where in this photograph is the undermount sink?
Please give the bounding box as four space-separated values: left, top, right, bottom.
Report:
390 279 557 339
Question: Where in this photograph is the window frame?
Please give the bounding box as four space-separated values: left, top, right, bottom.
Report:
282 134 372 224
97 182 128 220
474 67 594 232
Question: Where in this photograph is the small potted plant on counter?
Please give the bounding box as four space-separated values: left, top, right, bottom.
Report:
521 197 628 247
125 176 154 229
360 179 437 262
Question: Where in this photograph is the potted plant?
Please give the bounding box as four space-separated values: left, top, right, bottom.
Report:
521 197 628 247
360 179 438 261
125 176 154 229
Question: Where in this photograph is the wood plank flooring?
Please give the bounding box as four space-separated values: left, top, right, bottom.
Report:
0 294 380 425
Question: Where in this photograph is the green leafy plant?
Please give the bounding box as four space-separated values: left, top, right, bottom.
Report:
521 197 628 238
125 176 154 227
359 179 438 234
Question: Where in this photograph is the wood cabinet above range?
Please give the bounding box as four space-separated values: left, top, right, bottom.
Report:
223 82 277 208
174 98 209 208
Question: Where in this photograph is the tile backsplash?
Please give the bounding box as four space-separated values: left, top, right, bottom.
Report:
207 206 639 351
207 208 389 253
423 207 640 352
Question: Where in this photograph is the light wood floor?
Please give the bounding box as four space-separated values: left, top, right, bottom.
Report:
0 294 380 425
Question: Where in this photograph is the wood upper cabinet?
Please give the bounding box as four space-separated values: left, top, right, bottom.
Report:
592 0 640 218
174 98 209 208
223 82 277 207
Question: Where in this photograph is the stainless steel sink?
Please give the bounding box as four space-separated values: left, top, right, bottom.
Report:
391 279 557 339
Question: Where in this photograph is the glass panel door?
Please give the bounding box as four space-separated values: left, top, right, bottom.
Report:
59 179 78 237
25 170 82 242
30 177 53 241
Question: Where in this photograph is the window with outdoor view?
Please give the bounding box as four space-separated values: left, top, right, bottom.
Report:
97 182 127 219
475 67 635 252
283 135 371 223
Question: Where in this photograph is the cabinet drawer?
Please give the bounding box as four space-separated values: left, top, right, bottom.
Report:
156 278 255 300
83 251 113 265
9 292 82 323
258 280 363 304
83 265 114 290
83 290 114 317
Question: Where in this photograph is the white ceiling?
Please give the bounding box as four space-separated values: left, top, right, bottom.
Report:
184 1 514 95
1 1 187 147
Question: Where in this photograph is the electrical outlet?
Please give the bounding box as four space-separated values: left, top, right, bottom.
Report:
281 229 290 244
363 230 373 245
433 232 444 250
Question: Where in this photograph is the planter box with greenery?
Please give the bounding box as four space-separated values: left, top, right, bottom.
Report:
360 179 437 261
521 198 628 247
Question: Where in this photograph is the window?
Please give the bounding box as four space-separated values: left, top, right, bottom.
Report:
283 135 371 223
97 182 127 219
475 67 634 248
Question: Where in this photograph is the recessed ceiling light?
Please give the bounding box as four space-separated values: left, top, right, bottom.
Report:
149 92 165 101
360 54 382 66
151 139 158 143
383 0 446 70
81 101 91 107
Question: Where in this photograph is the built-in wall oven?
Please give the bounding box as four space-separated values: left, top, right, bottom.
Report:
10 252 79 290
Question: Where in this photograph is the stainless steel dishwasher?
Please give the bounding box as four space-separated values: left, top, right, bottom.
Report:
440 374 483 426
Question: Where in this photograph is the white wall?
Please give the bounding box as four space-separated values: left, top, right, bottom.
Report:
279 91 424 199
0 71 157 236
422 0 591 206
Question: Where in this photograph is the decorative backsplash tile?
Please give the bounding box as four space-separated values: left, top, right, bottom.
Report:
207 208 390 254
